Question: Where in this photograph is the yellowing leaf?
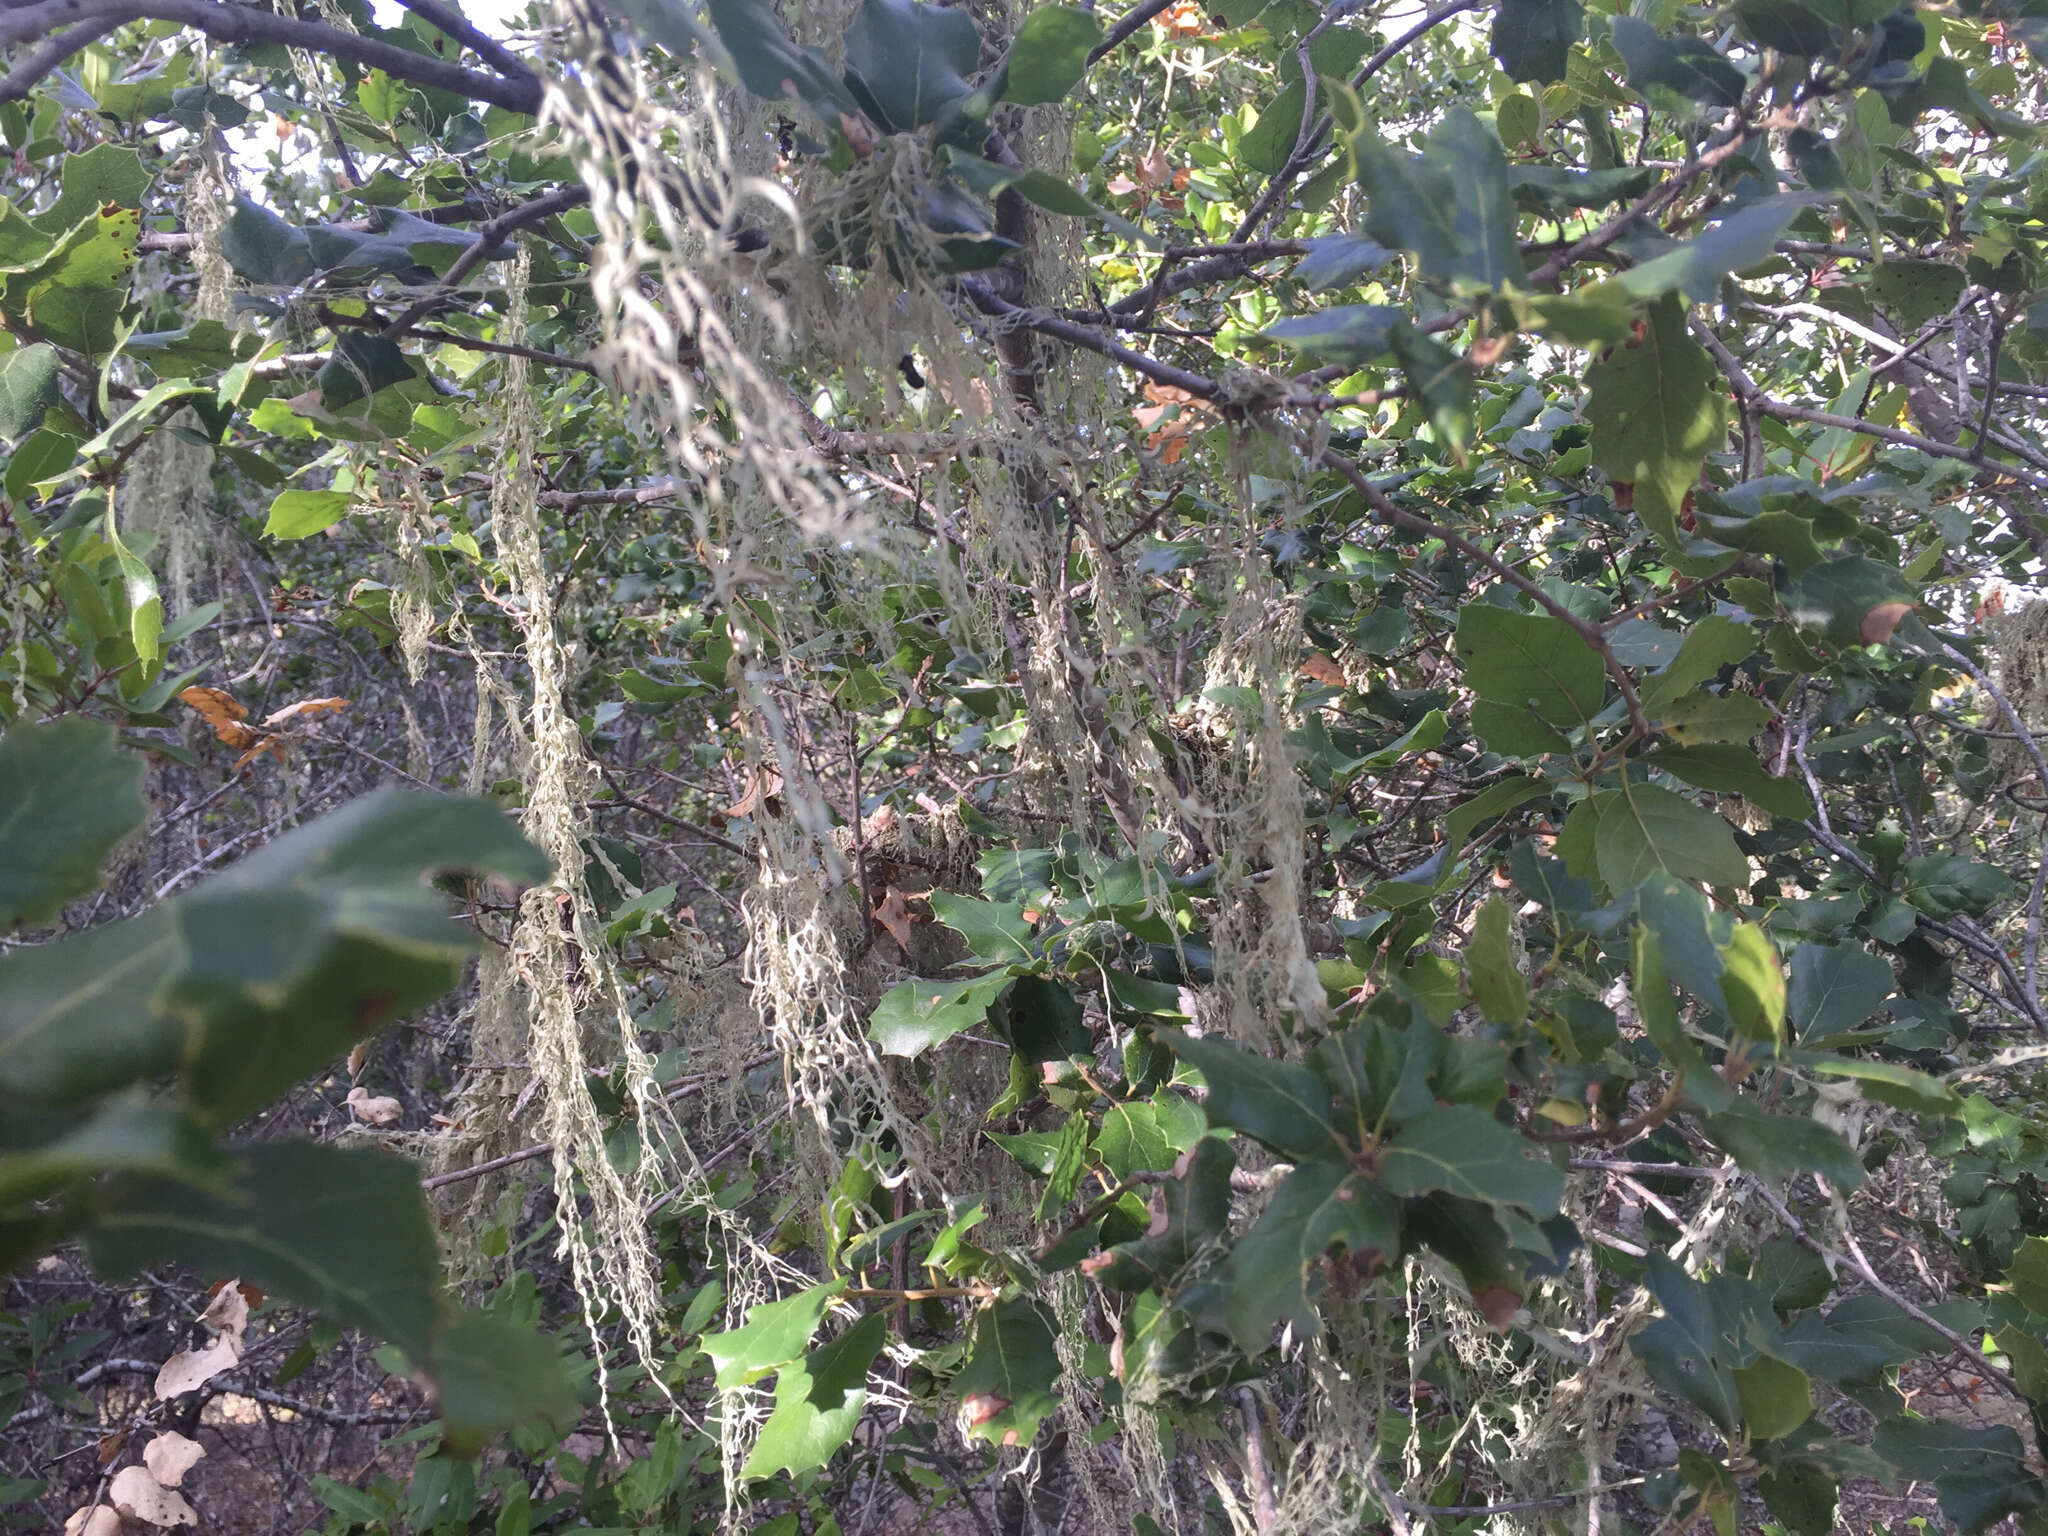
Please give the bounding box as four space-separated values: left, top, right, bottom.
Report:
109 1465 197 1528
142 1432 206 1488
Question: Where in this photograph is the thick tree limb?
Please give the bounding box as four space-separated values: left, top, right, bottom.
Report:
0 0 544 113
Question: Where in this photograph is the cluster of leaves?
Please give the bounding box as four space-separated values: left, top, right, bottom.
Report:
5 0 2048 1528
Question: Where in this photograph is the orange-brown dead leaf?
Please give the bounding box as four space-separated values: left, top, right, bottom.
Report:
262 696 350 727
1298 652 1346 687
1860 601 1915 645
230 735 290 773
1136 146 1172 188
723 766 785 821
871 886 918 951
180 685 262 749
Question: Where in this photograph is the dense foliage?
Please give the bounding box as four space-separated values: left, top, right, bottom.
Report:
4 0 2048 1529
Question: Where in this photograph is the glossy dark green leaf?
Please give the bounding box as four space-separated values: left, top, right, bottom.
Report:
0 718 147 928
1630 1252 1776 1434
1701 1101 1865 1191
1901 853 2014 919
1586 294 1726 553
430 1314 577 1458
742 1310 888 1478
1158 1028 1339 1160
869 972 1015 1057
1491 0 1582 81
1220 1156 1399 1349
1379 1105 1563 1215
1584 784 1751 894
1610 15 1746 110
1358 109 1524 292
0 343 60 442
844 0 981 132
220 196 315 287
956 1296 1060 1446
1735 0 1835 56
1787 942 1894 1041
1871 1419 2045 1533
88 1140 442 1359
998 7 1101 106
1455 602 1605 735
1262 303 1401 366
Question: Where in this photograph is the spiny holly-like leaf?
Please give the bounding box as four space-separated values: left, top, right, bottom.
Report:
1871 1419 2046 1533
1378 1105 1563 1215
1157 1029 1339 1159
869 972 1016 1057
1586 295 1727 557
702 1279 847 1389
0 718 147 929
956 1296 1060 1447
1220 1156 1399 1349
1086 1138 1236 1292
742 1311 888 1479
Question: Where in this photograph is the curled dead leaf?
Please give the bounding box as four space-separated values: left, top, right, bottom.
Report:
179 685 262 750
838 110 879 159
1470 1284 1522 1331
960 1392 1014 1440
201 1279 252 1349
261 696 350 727
1136 145 1171 188
1859 601 1915 645
871 886 917 952
110 1465 198 1528
1298 652 1346 687
154 1336 239 1400
143 1431 206 1488
96 1429 129 1466
346 1086 404 1126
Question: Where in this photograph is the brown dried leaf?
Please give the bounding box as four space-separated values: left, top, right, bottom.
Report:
143 1432 206 1488
960 1392 1012 1432
178 684 247 726
1859 601 1915 645
871 886 917 952
154 1337 238 1400
1136 146 1171 188
346 1087 404 1126
109 1465 198 1528
230 735 289 773
838 110 879 159
96 1430 128 1466
346 1041 371 1081
200 1279 251 1349
1297 652 1347 687
262 696 350 727
1470 1284 1522 1331
722 766 785 821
